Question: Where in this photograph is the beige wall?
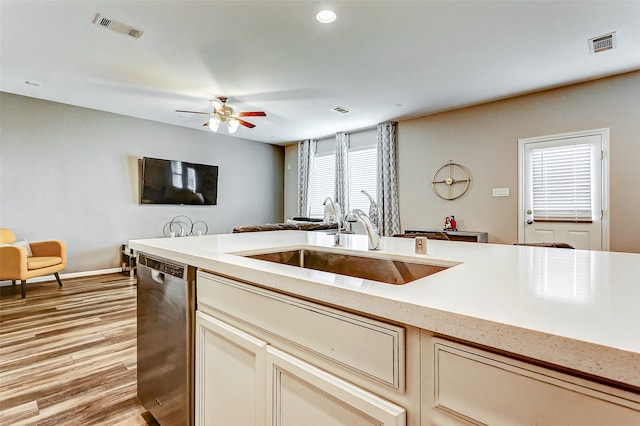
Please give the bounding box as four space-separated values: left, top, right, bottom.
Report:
400 71 639 252
284 71 640 253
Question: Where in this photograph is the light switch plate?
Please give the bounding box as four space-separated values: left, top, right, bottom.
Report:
492 187 510 197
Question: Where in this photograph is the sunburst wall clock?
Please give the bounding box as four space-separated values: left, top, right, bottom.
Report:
431 160 471 200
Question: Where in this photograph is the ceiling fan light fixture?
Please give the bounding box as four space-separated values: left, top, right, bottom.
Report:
316 10 336 24
178 97 265 134
227 119 240 134
208 117 220 132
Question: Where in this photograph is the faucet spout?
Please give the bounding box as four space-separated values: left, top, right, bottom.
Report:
346 209 380 250
323 197 343 246
322 197 341 225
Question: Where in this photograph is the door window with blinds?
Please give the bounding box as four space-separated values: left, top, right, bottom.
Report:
528 140 599 223
519 128 609 251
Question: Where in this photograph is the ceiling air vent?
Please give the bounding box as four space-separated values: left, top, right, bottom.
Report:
589 32 615 54
92 13 143 39
331 106 351 114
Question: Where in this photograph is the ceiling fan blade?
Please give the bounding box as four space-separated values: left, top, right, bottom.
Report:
176 110 211 115
236 111 266 117
237 118 256 128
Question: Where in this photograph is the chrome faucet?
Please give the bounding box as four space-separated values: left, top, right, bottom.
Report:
346 209 380 250
360 190 379 233
323 197 343 246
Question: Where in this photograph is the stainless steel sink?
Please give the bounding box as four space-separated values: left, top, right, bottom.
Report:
243 248 452 285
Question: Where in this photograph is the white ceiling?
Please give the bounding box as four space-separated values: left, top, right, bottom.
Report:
1 1 639 144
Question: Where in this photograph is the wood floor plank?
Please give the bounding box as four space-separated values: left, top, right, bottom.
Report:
0 400 39 425
0 273 157 425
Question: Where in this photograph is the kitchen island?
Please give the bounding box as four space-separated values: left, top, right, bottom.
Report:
129 231 640 425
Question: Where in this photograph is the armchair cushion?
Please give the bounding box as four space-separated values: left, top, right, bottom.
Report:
27 256 63 270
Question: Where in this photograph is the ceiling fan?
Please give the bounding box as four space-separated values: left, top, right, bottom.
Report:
176 96 266 134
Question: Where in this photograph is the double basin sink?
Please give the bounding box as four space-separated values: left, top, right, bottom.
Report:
241 247 456 285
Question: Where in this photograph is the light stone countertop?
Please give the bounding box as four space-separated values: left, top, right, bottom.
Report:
129 230 640 389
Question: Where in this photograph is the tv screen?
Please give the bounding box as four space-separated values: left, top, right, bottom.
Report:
140 157 218 205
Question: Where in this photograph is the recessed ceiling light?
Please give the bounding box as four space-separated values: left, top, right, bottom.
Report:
316 10 336 24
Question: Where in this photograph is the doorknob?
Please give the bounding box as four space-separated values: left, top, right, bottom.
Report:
526 209 532 215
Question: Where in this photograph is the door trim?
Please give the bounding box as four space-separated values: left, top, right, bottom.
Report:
517 128 610 250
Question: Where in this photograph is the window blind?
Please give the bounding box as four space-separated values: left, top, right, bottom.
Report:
307 133 377 219
531 143 592 222
348 148 377 212
309 153 335 218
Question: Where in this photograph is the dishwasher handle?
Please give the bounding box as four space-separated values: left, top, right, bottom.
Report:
151 270 166 284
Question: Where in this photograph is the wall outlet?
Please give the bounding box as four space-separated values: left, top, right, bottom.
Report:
492 187 510 197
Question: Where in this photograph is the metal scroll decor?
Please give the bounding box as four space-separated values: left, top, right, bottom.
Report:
163 215 209 237
431 161 472 201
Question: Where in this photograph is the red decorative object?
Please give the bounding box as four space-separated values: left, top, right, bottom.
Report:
444 215 457 231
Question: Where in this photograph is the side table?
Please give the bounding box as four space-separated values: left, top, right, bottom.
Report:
121 244 136 277
405 230 488 243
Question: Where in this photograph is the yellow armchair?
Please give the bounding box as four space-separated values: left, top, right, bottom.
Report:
0 228 66 298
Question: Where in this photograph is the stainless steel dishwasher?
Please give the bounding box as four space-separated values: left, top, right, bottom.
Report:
137 252 195 426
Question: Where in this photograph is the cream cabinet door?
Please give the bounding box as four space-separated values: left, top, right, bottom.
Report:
422 336 640 425
266 346 405 426
195 311 267 426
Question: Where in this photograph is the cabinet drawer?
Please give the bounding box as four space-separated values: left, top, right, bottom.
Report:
427 337 640 425
267 346 406 426
197 271 405 390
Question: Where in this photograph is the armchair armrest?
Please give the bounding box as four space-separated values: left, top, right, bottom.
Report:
0 245 29 279
30 240 67 264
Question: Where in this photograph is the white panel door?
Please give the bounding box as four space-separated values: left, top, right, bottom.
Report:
266 346 405 426
518 129 609 250
195 311 267 426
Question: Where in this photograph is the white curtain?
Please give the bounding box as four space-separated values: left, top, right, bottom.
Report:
334 132 349 218
376 122 401 236
297 139 316 217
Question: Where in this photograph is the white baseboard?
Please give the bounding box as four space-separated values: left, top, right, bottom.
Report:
0 268 124 287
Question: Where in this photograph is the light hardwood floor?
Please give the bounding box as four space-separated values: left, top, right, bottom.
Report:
0 274 158 426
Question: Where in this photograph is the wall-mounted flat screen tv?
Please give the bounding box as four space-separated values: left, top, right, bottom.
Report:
140 157 218 205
